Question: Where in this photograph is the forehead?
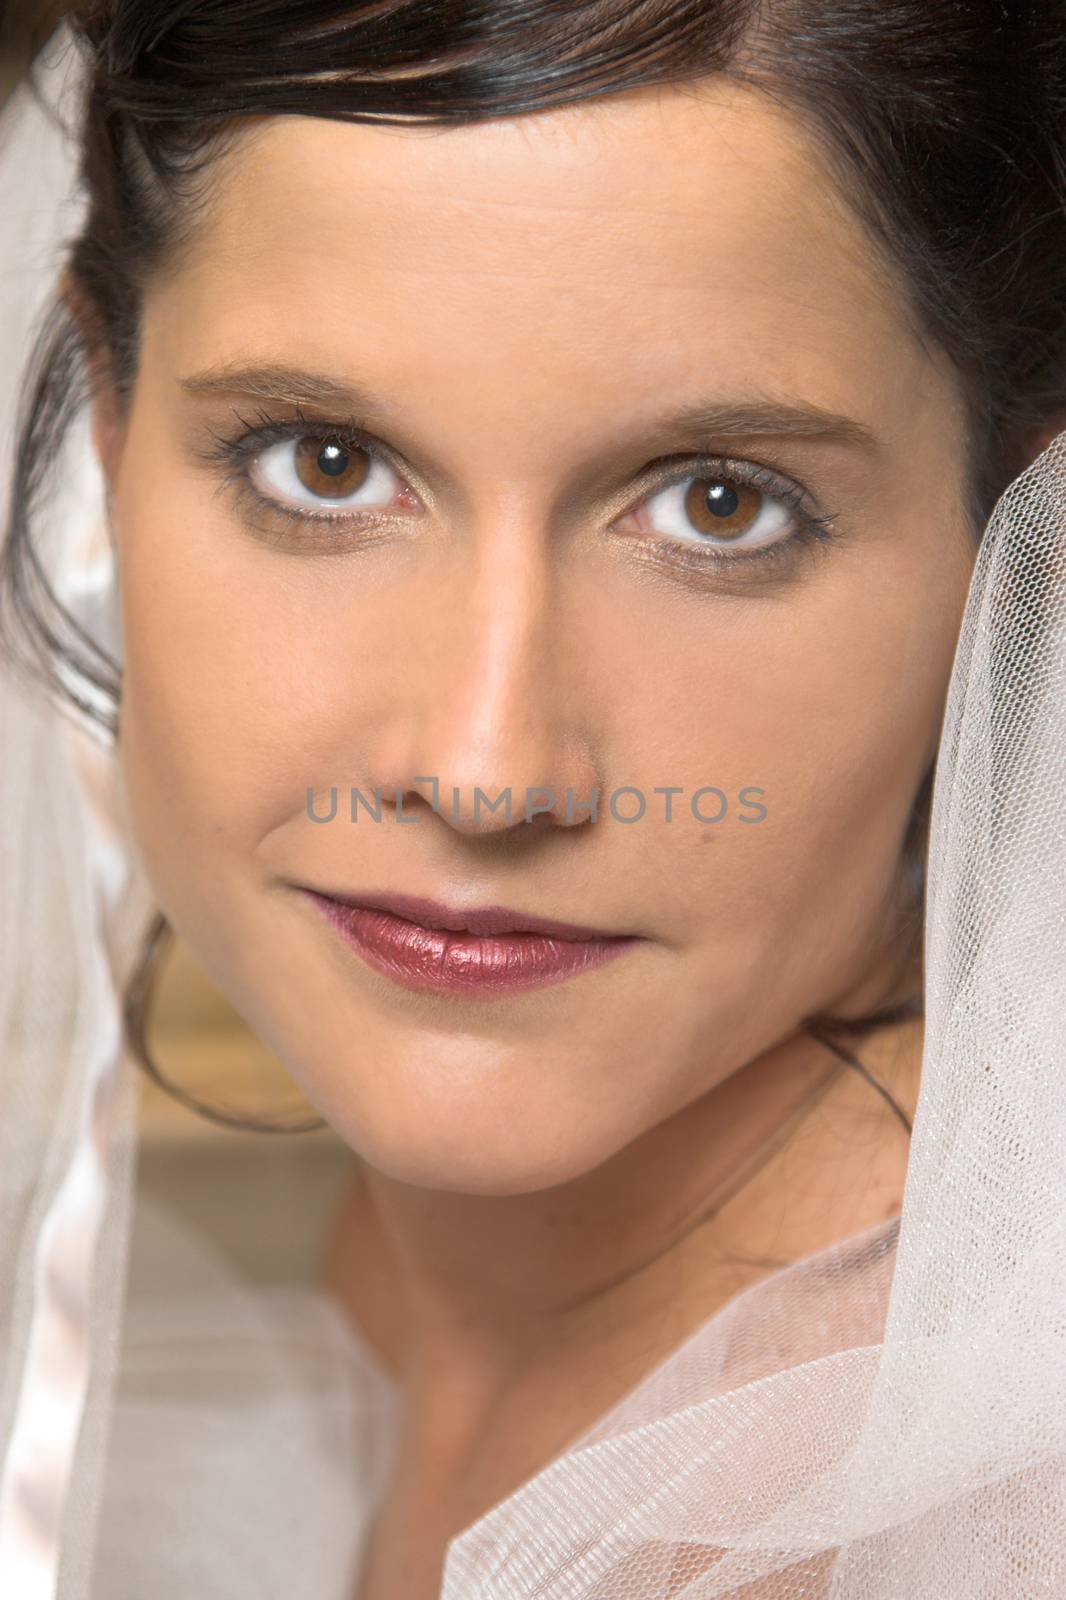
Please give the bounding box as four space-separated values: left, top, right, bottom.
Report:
148 79 938 462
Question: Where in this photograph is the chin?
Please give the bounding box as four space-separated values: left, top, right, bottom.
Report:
288 1047 638 1197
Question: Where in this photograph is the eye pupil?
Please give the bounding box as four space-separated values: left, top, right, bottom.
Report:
318 441 349 477
705 482 739 518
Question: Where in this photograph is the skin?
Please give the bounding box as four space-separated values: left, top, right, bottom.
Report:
82 77 981 1597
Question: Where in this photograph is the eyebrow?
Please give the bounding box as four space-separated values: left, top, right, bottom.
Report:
179 360 879 452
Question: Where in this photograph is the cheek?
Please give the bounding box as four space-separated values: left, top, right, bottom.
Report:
111 410 321 942
612 542 967 984
117 554 410 854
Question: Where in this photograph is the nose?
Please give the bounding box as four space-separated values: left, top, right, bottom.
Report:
363 515 603 838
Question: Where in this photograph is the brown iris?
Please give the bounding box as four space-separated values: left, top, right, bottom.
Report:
293 435 372 499
683 478 762 540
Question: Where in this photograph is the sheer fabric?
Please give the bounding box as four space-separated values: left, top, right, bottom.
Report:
88 1181 902 1600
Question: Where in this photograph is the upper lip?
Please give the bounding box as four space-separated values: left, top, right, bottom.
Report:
298 888 632 942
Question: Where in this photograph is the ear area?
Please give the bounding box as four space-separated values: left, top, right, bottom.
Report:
58 264 125 490
1024 415 1066 467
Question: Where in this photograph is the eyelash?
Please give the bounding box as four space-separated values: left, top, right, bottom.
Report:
195 402 840 574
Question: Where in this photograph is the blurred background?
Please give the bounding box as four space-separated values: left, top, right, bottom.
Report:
1 0 359 1289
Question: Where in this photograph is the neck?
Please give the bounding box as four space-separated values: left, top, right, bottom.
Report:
321 1007 922 1435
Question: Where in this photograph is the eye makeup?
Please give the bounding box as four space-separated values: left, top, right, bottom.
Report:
188 399 844 582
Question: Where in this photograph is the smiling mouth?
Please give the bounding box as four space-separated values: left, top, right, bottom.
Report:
292 886 642 997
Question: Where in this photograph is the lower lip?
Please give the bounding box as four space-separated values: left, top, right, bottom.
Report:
299 892 639 996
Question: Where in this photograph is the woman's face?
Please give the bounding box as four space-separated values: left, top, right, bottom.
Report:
105 80 975 1193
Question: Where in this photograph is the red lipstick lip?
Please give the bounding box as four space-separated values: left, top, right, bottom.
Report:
299 889 628 942
291 887 641 997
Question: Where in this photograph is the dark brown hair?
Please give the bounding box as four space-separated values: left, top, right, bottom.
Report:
2 0 1065 1136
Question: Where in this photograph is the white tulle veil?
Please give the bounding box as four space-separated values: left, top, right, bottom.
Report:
2 20 1065 1600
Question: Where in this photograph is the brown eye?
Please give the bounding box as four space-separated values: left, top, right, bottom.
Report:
682 478 763 540
293 436 372 499
248 430 405 519
638 467 794 554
